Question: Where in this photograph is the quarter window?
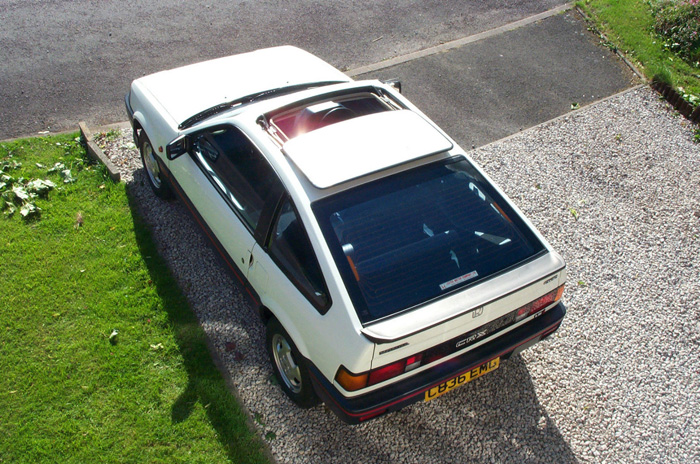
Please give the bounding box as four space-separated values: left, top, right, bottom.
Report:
269 198 329 311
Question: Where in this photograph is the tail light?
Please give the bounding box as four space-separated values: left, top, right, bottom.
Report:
336 354 424 392
336 284 565 392
515 284 565 322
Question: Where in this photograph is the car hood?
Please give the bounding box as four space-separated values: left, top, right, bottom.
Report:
133 46 350 126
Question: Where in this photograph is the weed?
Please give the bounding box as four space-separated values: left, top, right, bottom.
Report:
601 38 618 52
253 412 266 426
578 0 700 97
649 0 700 64
678 86 700 105
103 128 121 141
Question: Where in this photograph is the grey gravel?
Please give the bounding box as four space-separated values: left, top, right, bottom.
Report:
101 86 700 464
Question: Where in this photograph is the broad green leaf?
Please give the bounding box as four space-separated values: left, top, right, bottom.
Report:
61 169 76 183
20 202 39 218
26 179 56 195
13 186 29 201
47 162 65 173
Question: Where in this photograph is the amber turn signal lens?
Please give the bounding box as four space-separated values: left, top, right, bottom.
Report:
335 366 369 392
555 284 565 301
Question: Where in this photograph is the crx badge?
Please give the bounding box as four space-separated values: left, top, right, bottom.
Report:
456 329 487 348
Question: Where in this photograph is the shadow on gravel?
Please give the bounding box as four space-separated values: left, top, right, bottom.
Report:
123 163 577 464
294 353 578 464
125 170 267 464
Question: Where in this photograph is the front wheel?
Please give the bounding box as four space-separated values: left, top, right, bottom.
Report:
140 133 173 199
266 318 319 408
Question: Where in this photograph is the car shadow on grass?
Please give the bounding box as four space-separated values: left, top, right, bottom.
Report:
125 175 269 464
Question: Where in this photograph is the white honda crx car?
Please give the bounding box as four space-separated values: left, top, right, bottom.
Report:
126 46 566 424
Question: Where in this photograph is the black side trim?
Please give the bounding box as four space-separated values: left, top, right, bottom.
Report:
309 302 566 424
158 163 261 309
124 92 139 146
125 92 134 124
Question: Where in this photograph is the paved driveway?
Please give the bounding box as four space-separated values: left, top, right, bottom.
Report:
357 9 636 148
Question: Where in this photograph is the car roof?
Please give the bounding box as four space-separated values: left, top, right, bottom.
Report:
281 110 454 188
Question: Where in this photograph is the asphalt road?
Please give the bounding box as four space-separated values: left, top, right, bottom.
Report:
1 0 570 140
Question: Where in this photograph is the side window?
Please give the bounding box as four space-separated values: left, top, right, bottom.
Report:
192 126 282 230
269 199 330 311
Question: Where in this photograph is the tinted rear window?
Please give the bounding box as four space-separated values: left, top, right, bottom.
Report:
313 157 545 324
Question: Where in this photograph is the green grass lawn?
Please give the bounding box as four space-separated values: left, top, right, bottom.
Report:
578 0 700 97
0 135 268 464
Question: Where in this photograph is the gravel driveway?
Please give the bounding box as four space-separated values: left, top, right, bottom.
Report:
101 86 700 463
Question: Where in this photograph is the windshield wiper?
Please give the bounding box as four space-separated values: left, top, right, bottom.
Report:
178 80 345 130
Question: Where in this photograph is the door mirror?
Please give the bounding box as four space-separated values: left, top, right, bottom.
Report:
166 134 191 160
381 78 402 93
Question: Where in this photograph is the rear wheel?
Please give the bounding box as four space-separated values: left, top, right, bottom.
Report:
266 318 319 408
140 133 173 199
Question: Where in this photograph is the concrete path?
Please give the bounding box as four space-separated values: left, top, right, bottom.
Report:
356 9 637 148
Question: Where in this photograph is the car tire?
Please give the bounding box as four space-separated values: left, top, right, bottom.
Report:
266 317 319 408
139 133 173 199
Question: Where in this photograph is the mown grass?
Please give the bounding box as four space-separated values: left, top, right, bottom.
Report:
0 134 268 464
578 0 700 97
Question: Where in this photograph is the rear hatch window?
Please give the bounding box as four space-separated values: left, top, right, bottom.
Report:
313 157 545 324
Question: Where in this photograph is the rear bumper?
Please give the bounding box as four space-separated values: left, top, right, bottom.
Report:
309 302 566 424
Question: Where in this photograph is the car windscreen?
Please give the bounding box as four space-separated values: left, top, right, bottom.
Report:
312 157 545 324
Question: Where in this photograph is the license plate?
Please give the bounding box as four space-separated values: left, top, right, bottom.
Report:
425 357 500 402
